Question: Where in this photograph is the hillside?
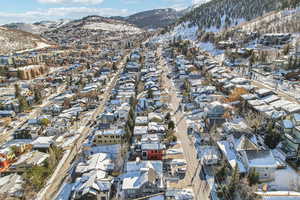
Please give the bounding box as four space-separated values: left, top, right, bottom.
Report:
152 0 300 43
179 0 300 31
177 0 300 32
0 27 50 55
3 20 70 35
237 7 300 34
41 15 143 46
4 8 182 34
119 8 183 29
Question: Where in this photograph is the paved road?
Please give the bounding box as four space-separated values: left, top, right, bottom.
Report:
251 80 300 104
36 56 127 200
158 47 210 200
0 85 65 145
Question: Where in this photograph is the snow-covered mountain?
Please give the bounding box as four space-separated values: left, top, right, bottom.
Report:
192 0 212 8
154 0 300 43
0 27 50 55
42 15 143 46
3 19 70 35
113 8 183 29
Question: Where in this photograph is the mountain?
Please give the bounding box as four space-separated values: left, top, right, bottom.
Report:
178 0 300 32
41 15 143 46
116 8 184 29
3 19 70 35
152 0 300 43
4 8 182 34
0 27 50 55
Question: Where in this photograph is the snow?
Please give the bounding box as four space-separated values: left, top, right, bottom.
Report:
152 22 198 43
16 42 51 54
268 149 300 191
166 148 183 155
84 22 141 34
197 42 224 56
217 140 247 173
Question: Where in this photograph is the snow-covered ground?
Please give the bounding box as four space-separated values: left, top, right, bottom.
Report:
197 42 224 56
152 22 199 43
16 41 51 54
269 149 300 191
84 22 141 34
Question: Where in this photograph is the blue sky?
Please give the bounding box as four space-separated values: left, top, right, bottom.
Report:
0 0 198 24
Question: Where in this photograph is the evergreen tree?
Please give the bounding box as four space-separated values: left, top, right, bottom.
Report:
229 164 240 194
264 123 281 149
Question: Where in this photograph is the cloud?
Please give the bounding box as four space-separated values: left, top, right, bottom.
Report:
0 7 131 24
37 0 104 4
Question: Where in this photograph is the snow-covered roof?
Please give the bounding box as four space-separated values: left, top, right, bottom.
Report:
217 140 247 173
133 126 148 136
32 136 54 149
283 120 294 129
262 95 280 104
246 150 277 168
126 160 163 175
294 113 300 122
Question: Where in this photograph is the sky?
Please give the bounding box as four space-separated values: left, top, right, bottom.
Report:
0 0 203 24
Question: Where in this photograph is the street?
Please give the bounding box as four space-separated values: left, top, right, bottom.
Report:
159 47 210 200
36 56 128 200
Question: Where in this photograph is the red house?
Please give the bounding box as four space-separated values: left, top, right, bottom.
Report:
141 143 165 160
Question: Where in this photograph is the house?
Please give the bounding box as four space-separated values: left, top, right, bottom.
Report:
134 126 148 137
255 88 274 98
206 101 227 127
31 136 55 152
121 159 165 199
9 151 49 171
92 128 125 145
135 116 149 126
141 143 165 160
218 133 277 181
0 174 24 198
71 153 114 200
241 150 277 182
0 110 16 118
259 33 291 46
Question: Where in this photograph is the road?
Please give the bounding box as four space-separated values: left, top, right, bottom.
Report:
158 47 210 200
36 55 127 200
0 85 65 145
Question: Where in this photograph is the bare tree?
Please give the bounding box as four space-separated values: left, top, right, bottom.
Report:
244 111 265 133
